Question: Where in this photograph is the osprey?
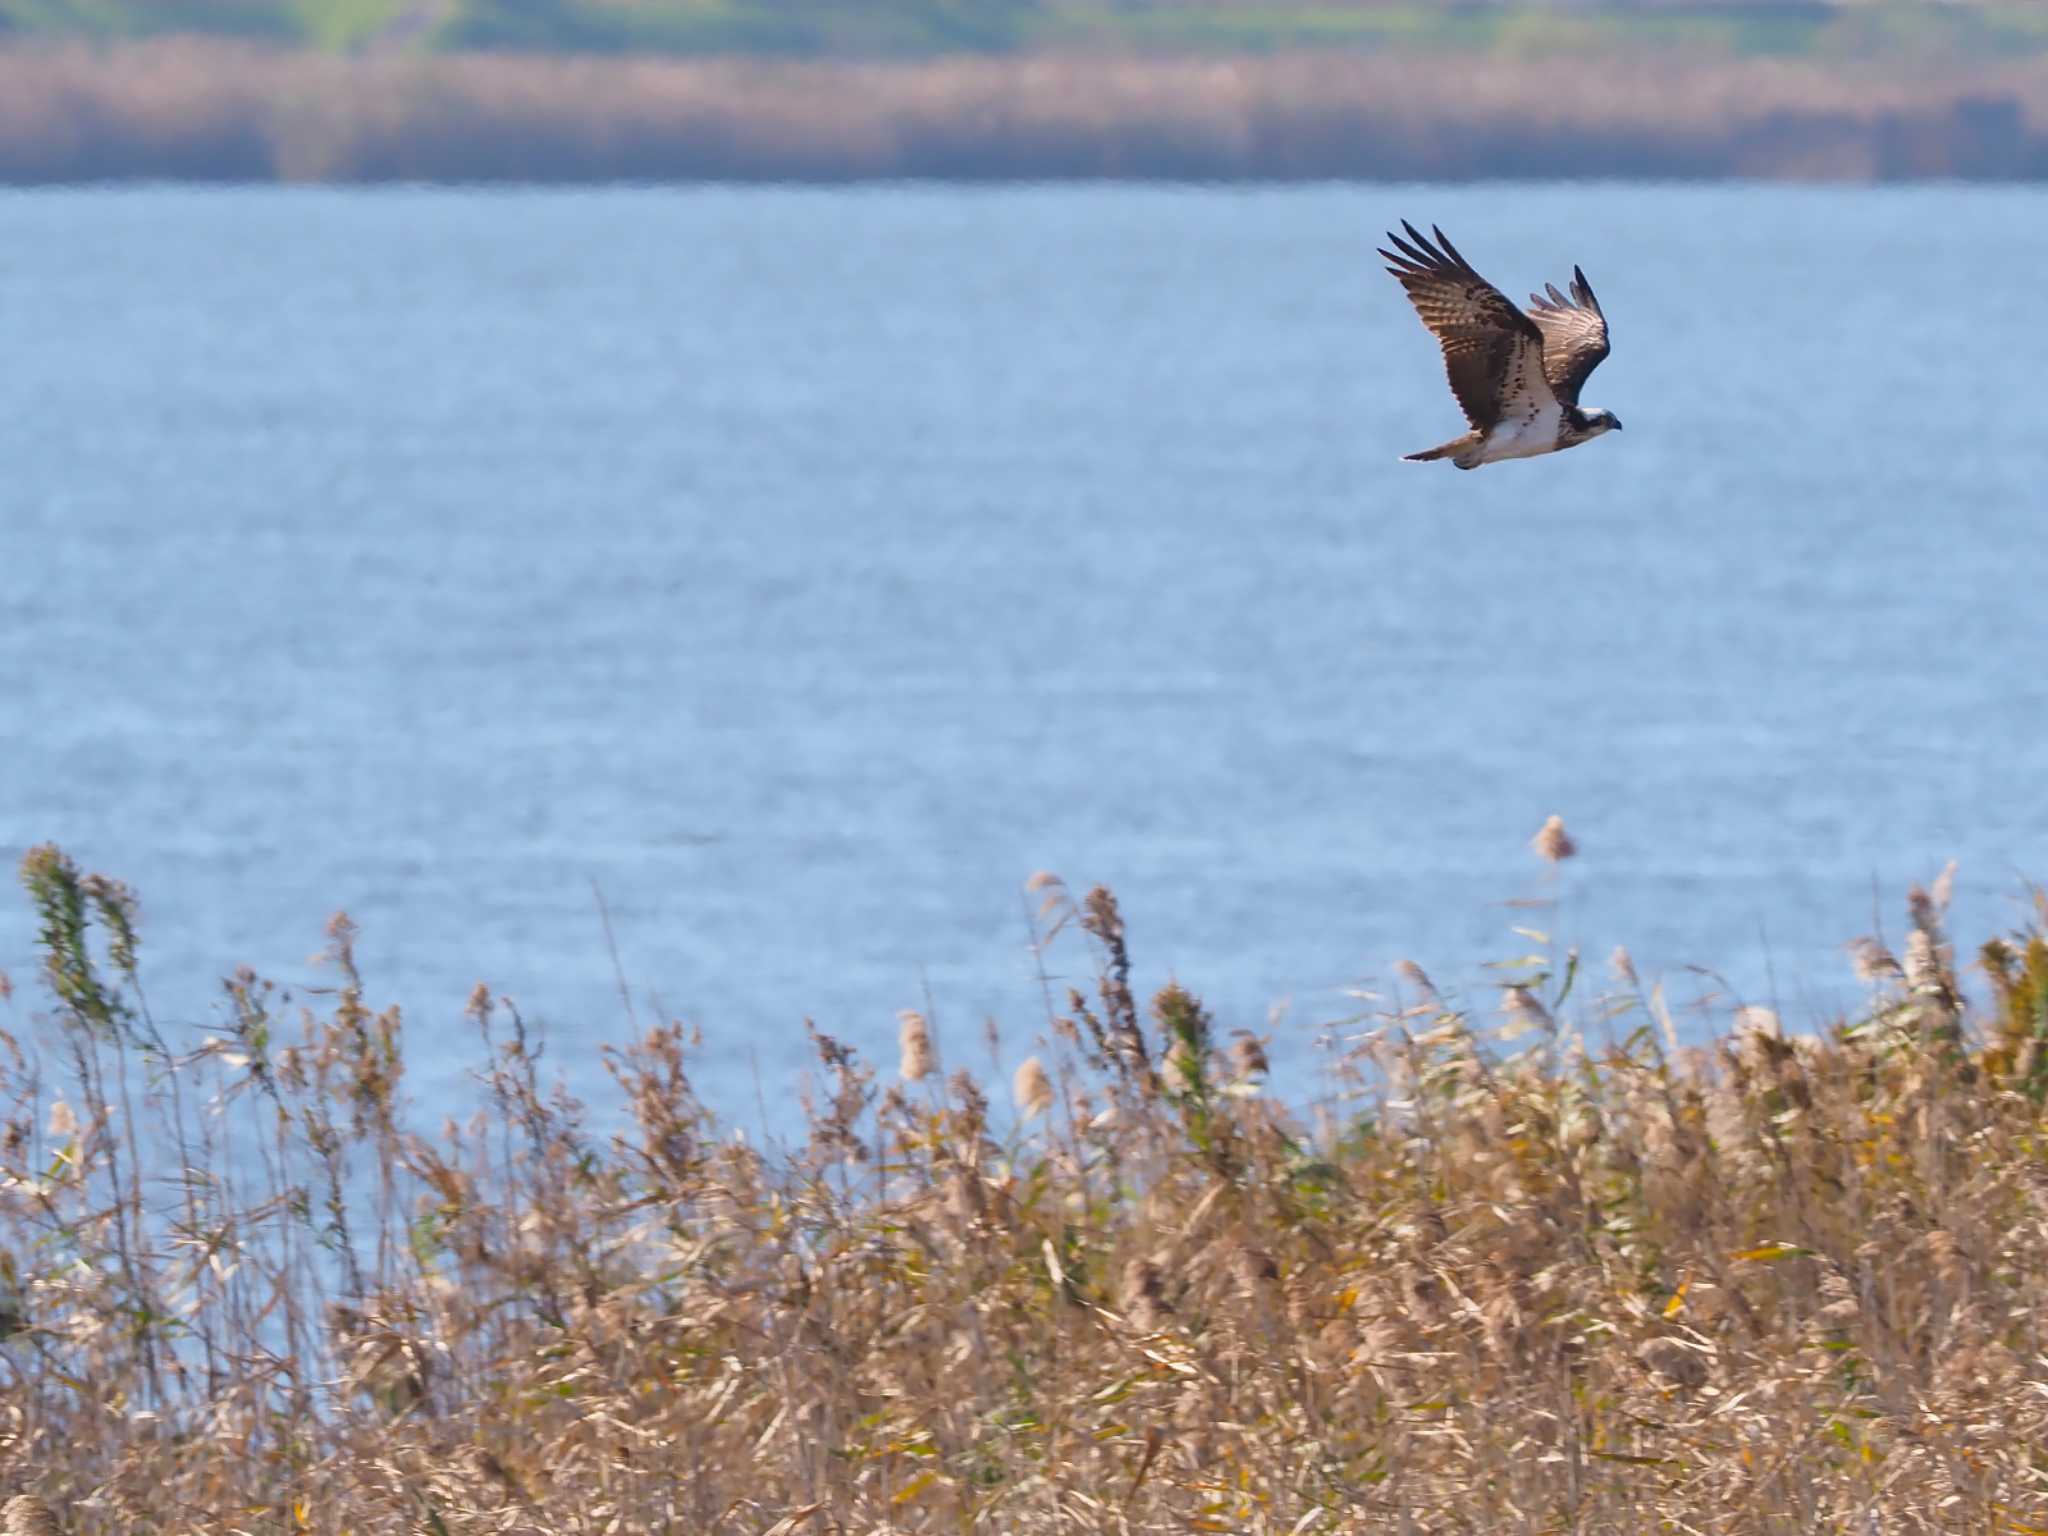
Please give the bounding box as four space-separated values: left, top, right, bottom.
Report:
1380 221 1621 470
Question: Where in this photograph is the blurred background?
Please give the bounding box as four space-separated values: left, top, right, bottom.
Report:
3 2 2046 1121
1 1 2047 179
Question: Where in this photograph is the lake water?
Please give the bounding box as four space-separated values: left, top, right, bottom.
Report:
4 183 2046 1123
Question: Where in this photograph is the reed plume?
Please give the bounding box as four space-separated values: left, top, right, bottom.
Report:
897 1009 934 1082
0 842 2042 1531
1530 812 1577 862
1012 1055 1053 1118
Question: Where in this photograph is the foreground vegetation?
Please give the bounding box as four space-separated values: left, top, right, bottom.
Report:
5 838 2048 1530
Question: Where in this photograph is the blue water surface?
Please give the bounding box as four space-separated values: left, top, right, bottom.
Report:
3 183 2044 1122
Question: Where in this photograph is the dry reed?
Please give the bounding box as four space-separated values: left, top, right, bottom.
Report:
4 840 2048 1530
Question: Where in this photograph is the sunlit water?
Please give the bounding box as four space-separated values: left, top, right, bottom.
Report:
4 183 2046 1125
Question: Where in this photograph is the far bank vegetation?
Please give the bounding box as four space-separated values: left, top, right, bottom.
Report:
0 41 2046 181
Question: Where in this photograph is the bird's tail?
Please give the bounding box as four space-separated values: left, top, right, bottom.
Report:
1400 442 1466 466
1392 430 1474 466
1400 430 1482 466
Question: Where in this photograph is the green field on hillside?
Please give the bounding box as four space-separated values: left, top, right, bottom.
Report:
7 0 2048 58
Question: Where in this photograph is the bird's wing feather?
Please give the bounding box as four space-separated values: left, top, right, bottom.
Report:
1526 265 1611 407
1380 221 1551 432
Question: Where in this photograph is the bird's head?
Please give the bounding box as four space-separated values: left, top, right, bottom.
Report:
1585 409 1623 436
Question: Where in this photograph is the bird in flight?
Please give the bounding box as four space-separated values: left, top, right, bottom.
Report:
1380 221 1621 470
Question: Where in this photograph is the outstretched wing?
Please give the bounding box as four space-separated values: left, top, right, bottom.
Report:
1526 266 1611 407
1380 221 1551 432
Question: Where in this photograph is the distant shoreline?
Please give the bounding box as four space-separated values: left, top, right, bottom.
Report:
3 40 2048 184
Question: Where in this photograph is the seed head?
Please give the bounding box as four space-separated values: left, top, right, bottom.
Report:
1903 930 1941 992
1850 937 1897 984
1501 985 1553 1032
897 1011 935 1083
1930 859 1957 912
1907 884 1937 934
1396 960 1439 1001
1530 814 1577 863
3 1496 60 1536
1013 1056 1053 1119
1734 1005 1782 1040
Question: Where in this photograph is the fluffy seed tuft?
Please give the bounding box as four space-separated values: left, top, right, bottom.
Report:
3 1496 60 1536
898 1010 935 1082
1530 814 1577 862
1013 1056 1054 1119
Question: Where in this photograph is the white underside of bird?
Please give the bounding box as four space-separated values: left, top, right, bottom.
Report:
1462 403 1565 466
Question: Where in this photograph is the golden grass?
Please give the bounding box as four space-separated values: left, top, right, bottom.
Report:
1 38 2047 180
6 839 2048 1530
